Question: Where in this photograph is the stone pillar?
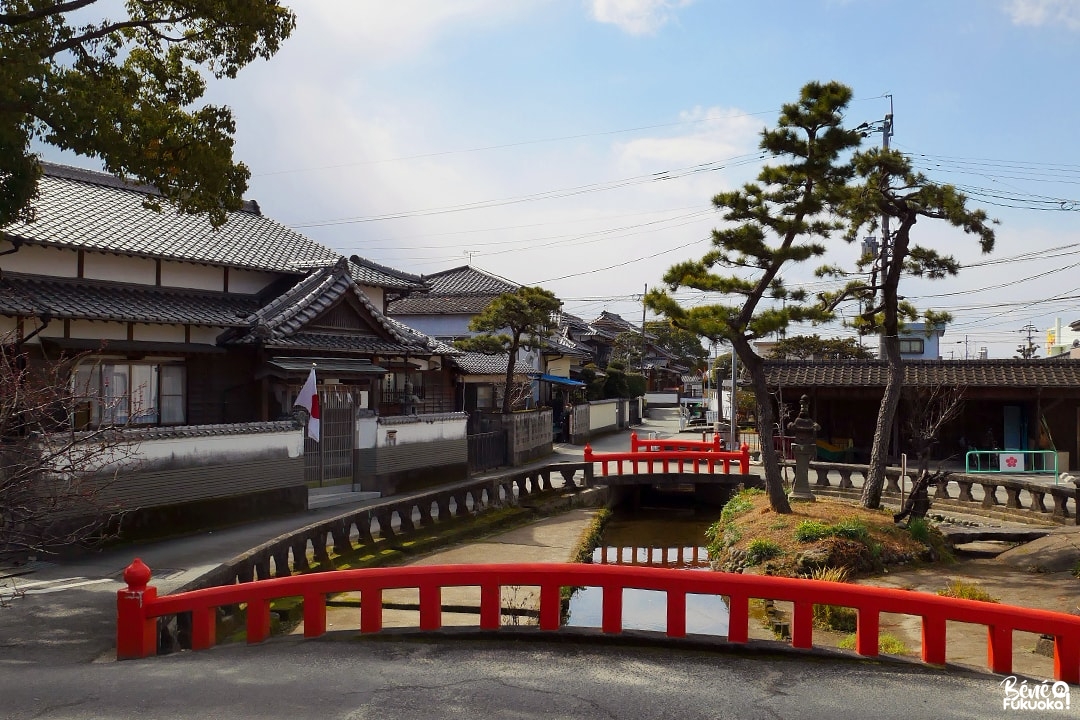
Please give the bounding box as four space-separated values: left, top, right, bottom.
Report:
787 395 820 503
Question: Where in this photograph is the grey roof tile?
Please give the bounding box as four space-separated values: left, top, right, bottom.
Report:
387 265 518 315
451 352 532 375
762 359 1080 388
4 163 340 273
348 254 427 291
0 272 257 326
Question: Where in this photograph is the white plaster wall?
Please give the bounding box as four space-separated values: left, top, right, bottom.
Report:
230 269 278 294
1 244 78 277
83 253 156 284
359 285 385 310
0 316 17 337
589 400 618 431
546 358 572 376
188 326 222 345
379 416 467 446
357 416 379 450
133 429 303 462
132 324 186 342
69 320 127 340
159 261 223 291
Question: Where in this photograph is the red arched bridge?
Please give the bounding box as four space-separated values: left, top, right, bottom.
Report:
117 559 1080 682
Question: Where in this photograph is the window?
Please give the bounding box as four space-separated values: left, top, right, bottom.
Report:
73 360 186 428
899 338 925 355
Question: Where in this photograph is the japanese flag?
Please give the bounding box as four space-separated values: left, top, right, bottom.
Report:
294 367 320 442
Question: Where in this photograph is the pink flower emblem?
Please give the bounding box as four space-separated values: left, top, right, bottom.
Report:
1005 456 1018 468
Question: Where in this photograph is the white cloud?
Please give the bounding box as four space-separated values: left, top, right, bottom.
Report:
588 0 696 35
1004 0 1080 30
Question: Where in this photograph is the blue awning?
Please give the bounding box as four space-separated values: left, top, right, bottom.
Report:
530 373 586 388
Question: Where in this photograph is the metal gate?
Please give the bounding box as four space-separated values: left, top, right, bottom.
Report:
304 386 356 487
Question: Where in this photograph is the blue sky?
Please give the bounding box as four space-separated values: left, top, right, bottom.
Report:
46 0 1080 358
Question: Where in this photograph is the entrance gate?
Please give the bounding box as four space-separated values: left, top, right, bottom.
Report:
304 386 356 487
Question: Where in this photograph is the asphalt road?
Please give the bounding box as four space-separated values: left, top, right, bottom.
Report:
0 634 1029 720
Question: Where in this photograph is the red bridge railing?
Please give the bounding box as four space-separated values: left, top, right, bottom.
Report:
117 560 1080 682
630 431 725 453
585 436 750 475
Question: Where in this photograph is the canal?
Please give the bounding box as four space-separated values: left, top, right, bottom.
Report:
564 505 730 634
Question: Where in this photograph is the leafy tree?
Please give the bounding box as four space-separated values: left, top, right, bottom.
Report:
1 0 297 228
1 341 137 561
646 81 861 514
454 287 562 415
766 334 874 360
819 149 995 509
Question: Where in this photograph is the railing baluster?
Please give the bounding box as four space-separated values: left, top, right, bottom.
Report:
303 592 326 637
602 585 622 634
855 607 880 656
792 601 813 649
1054 634 1080 685
360 587 382 633
987 624 1013 675
921 614 946 665
246 598 271 644
540 583 560 630
419 583 441 630
666 589 686 638
191 606 216 651
480 582 501 629
727 594 749 643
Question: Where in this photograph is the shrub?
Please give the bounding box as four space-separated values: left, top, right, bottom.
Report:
795 520 831 542
905 517 930 543
745 539 782 566
838 632 909 655
937 579 999 603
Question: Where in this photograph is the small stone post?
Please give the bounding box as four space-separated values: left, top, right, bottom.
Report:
787 395 820 503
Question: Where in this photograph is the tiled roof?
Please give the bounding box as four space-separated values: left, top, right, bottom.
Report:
3 163 340 273
451 352 533 375
258 332 430 355
0 272 256 326
386 265 518 315
763 359 1080 388
386 295 495 315
543 332 591 357
348 255 427 291
223 258 431 353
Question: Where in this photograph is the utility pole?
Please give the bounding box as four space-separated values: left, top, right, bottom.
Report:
640 283 647 375
879 97 894 296
1018 323 1039 358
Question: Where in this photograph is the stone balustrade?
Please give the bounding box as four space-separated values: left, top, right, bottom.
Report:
799 461 1079 525
176 461 595 593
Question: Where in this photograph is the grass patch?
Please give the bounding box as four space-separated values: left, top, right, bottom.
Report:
838 632 909 655
1073 560 1080 579
905 517 930 543
937 579 999 603
745 538 782 566
795 520 831 542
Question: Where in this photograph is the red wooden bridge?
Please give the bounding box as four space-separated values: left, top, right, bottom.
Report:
117 559 1080 682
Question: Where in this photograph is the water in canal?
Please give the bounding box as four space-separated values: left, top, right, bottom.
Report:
564 506 730 635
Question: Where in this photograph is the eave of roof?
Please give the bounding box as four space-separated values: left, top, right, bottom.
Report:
762 359 1080 387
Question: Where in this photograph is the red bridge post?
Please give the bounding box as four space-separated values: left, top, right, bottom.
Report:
116 558 157 660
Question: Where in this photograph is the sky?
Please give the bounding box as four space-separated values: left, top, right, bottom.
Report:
43 0 1080 359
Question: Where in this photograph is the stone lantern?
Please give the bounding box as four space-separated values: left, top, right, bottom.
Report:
787 394 819 502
